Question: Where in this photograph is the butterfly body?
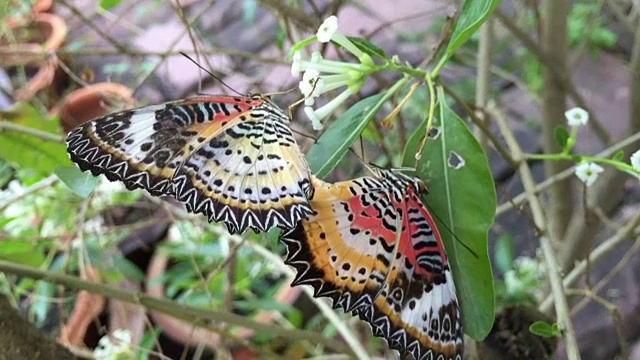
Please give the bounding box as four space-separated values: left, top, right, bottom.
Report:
66 94 313 234
281 168 462 360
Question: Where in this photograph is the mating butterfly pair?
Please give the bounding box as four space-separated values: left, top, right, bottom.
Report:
65 94 462 360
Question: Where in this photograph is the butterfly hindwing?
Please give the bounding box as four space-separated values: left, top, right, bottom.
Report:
66 95 312 234
281 169 462 360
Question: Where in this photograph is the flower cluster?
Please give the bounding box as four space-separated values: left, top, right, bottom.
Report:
291 16 373 130
504 256 545 298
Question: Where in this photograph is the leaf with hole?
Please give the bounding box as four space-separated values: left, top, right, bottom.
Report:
402 94 495 340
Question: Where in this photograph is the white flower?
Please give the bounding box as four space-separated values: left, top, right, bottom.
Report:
317 16 338 43
304 106 323 131
504 270 525 295
291 51 303 76
94 329 133 359
565 107 589 127
575 162 604 187
631 150 640 172
299 69 325 106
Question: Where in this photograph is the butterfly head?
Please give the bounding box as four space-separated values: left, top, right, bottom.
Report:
249 93 291 124
369 166 429 195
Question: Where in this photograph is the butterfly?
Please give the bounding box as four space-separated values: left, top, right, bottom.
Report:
66 94 313 234
281 168 462 360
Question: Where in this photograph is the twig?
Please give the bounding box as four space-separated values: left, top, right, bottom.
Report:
0 121 63 142
491 105 582 360
494 8 611 145
496 131 640 215
0 260 347 354
0 175 59 213
540 212 640 312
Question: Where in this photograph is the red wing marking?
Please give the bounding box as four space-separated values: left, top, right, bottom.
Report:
281 169 462 360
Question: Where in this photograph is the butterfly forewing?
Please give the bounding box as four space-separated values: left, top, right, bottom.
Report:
281 169 462 360
66 95 312 234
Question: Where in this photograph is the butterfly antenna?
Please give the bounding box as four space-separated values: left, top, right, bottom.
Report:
180 52 244 97
425 202 478 258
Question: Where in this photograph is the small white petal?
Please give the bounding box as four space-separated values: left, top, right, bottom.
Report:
304 106 324 130
631 150 640 172
575 162 604 187
291 51 302 77
565 107 589 126
317 15 338 43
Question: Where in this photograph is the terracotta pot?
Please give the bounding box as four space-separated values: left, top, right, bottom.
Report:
0 13 67 101
52 82 135 133
32 0 53 14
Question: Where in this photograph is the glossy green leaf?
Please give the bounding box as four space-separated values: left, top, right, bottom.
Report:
348 36 387 60
529 321 560 338
0 240 45 267
0 104 71 175
612 150 625 161
99 0 121 10
402 97 495 340
554 126 570 149
55 166 99 198
494 234 515 274
445 0 503 59
307 93 386 178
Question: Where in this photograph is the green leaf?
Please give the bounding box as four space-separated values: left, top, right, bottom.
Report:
99 0 121 10
529 321 560 338
554 126 570 149
0 103 71 175
612 150 625 161
494 234 515 274
307 93 386 178
0 240 45 267
445 0 503 59
402 96 495 340
54 166 99 198
348 36 387 60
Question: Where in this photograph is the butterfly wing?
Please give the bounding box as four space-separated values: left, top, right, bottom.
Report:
281 171 462 360
66 95 312 234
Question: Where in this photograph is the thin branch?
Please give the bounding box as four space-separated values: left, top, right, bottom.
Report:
496 131 640 215
0 175 59 213
491 105 582 360
0 260 348 354
0 121 63 142
494 8 611 145
539 212 640 311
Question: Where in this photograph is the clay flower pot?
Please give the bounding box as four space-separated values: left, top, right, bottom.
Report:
0 13 67 101
52 82 135 132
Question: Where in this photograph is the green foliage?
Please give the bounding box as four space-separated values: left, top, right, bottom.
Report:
554 126 570 149
440 0 503 71
99 0 122 10
494 234 515 274
403 96 496 340
529 321 561 338
0 104 72 175
568 3 617 50
307 93 387 178
55 166 100 198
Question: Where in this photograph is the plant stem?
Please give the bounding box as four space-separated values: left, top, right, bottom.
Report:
493 106 582 360
0 260 349 354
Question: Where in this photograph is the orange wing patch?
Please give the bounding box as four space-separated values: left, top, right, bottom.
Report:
281 169 462 360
